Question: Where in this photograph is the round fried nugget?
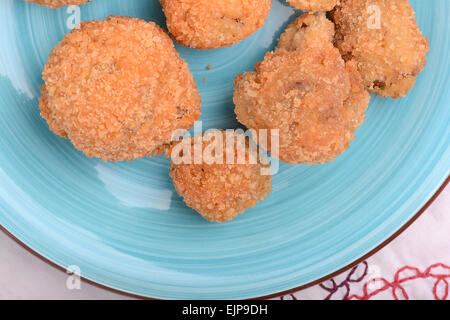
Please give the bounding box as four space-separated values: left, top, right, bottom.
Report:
286 0 338 12
40 16 201 161
169 130 272 223
24 0 91 8
160 0 271 49
234 14 370 164
330 0 429 98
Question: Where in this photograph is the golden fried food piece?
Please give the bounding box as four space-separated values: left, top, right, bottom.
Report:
276 11 335 51
169 130 272 223
330 0 429 98
160 0 271 49
234 14 370 164
286 0 338 12
24 0 90 8
40 16 201 162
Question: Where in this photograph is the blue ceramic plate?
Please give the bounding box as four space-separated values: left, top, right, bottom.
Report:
0 0 449 299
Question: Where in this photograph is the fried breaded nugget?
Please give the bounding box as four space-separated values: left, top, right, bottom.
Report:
169 130 272 223
234 14 370 164
286 0 338 12
160 0 271 49
277 11 335 50
40 16 201 162
24 0 90 8
330 0 429 98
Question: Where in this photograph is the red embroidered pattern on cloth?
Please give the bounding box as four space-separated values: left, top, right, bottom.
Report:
280 262 450 300
348 263 450 300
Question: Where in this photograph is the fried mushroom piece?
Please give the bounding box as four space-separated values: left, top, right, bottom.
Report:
160 0 271 49
286 0 338 12
169 130 272 223
40 16 201 161
233 14 370 164
330 0 429 98
24 0 91 8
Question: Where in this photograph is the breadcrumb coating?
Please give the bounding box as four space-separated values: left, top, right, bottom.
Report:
24 0 91 8
160 0 271 49
234 14 370 164
40 16 201 161
286 0 338 12
330 0 429 98
169 130 272 223
277 12 335 51
39 85 68 138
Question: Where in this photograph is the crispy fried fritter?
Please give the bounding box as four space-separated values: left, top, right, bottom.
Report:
286 0 338 12
277 11 335 51
160 0 271 49
40 16 201 162
233 14 370 164
169 130 272 223
330 0 429 98
24 0 90 8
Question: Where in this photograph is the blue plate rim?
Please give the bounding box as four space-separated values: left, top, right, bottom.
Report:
1 176 448 300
